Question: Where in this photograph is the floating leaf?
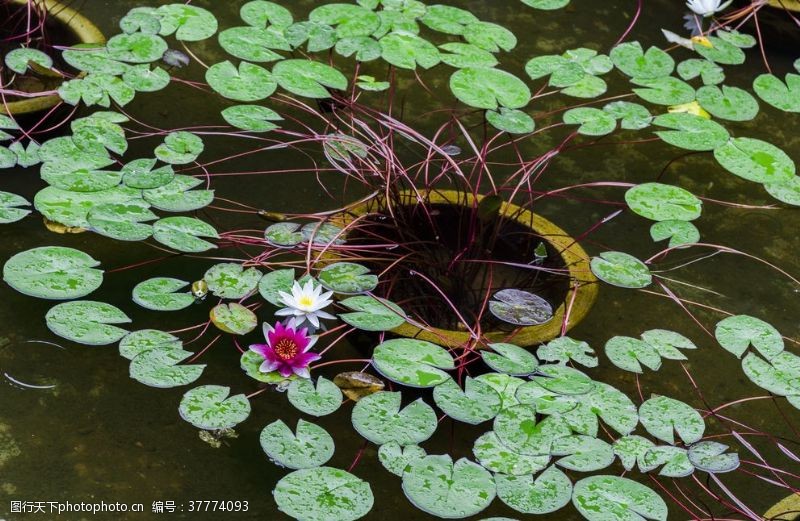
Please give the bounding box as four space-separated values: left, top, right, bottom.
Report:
273 59 348 99
379 32 440 70
625 182 702 221
218 26 290 62
563 107 616 136
433 377 502 425
473 431 549 475
210 303 257 335
765 176 800 206
677 58 725 85
741 352 800 401
714 314 783 360
379 442 427 476
639 395 705 445
494 404 570 456
641 329 696 360
285 21 336 52
87 201 157 241
129 348 205 388
603 101 652 130
132 277 193 311
121 158 174 189
475 373 524 408
318 262 378 294
486 108 534 134
119 329 182 360
561 74 608 98
522 0 570 8
106 33 168 63
696 85 759 121
153 216 218 252
154 131 204 165
716 29 756 48
179 385 250 430
373 338 454 387
222 104 282 132
351 391 437 445
450 67 531 110
613 435 656 471
713 137 795 184
0 192 31 223
156 4 218 41
688 441 740 473
605 336 662 374
334 371 384 401
652 112 729 151
694 36 745 65
463 21 516 52
639 446 693 477
650 220 700 248
335 36 381 62
420 4 477 34
552 435 615 472
496 465 572 515
339 296 406 331
203 263 261 299
355 75 390 91
206 60 276 102
531 365 596 395
402 455 495 518
4 47 53 74
632 76 695 106
258 268 295 306
260 419 334 469
610 42 674 79
754 73 800 113
240 1 293 29
273 467 373 521
240 350 292 384
482 343 539 376
310 4 379 38
123 64 170 92
34 185 141 229
590 251 652 289
265 222 303 247
287 377 343 417
3 246 103 300
301 222 347 245
9 141 40 168
45 300 130 345
572 475 667 521
538 337 597 368
489 289 553 326
119 7 161 35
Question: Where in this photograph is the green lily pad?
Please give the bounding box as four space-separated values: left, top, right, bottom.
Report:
641 329 696 360
610 41 674 79
650 220 700 248
265 222 303 247
210 303 257 335
301 222 347 245
87 201 157 241
563 107 616 136
463 21 516 52
538 337 597 368
603 101 652 130
119 8 161 35
496 465 572 515
552 435 614 472
482 343 539 376
206 61 276 102
714 137 795 184
129 348 205 388
218 26 290 63
260 419 334 469
132 277 193 311
716 29 756 48
222 104 282 132
121 159 174 189
3 246 103 300
156 4 218 41
339 296 406 331
355 75 390 91
0 147 15 168
310 4 379 38
378 442 427 476
273 467 373 521
694 36 745 65
632 76 695 106
258 268 295 306
240 350 294 384
572 475 667 521
0 192 31 223
640 446 693 477
63 44 128 74
714 314 783 360
4 47 53 74
696 85 759 121
285 21 337 52
677 58 725 85
494 404 570 456
179 385 250 430
46 300 130 345
272 59 348 99
241 1 293 28
590 251 652 289
753 73 800 113
154 132 204 165
420 4 477 34
741 352 800 401
688 441 740 473
439 42 497 69
203 263 261 299
765 176 800 206
38 135 113 172
40 165 122 193
119 329 182 360
639 395 705 445
153 216 218 252
433 377 502 425
335 36 381 61
652 112 729 151
318 262 378 294
486 108 534 134
613 435 656 471
351 391 437 445
625 182 702 221
9 141 40 168
402 455 495 518
473 431 550 475
372 338 454 387
450 67 531 110
287 377 343 417
106 33 168 63
123 64 170 92
605 336 662 374
522 0 570 9
34 185 141 229
475 373 525 409
488 289 553 326
530 364 595 395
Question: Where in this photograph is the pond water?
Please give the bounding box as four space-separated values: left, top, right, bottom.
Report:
0 0 799 519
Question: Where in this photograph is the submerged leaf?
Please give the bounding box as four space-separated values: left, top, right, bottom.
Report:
488 289 553 326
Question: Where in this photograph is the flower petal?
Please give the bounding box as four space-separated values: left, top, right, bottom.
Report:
259 359 280 373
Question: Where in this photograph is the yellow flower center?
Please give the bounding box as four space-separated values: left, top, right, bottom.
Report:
274 338 299 361
298 296 314 308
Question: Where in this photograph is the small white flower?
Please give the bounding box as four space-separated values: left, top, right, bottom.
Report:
686 0 732 17
275 279 336 329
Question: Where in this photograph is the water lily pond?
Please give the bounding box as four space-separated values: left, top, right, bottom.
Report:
0 0 799 519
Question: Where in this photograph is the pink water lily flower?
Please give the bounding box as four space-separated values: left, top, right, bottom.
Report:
249 322 320 379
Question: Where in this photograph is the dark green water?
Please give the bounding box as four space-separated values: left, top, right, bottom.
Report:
0 0 798 519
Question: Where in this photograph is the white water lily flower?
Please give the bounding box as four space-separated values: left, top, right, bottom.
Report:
276 279 336 329
686 0 732 17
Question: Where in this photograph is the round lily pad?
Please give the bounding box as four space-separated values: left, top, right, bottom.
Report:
572 475 667 521
153 216 218 252
222 104 282 132
154 132 204 165
273 467 374 521
625 182 702 221
372 338 454 388
765 176 800 206
482 343 539 375
552 435 615 472
260 419 334 469
488 289 554 326
537 337 597 368
0 192 30 223
379 32 440 70
179 385 251 430
714 137 795 185
129 348 205 388
210 303 257 335
46 300 130 345
605 336 662 374
610 41 674 79
5 47 53 74
378 442 427 477
287 377 343 417
494 404 570 456
87 201 157 241
203 263 262 299
265 222 303 247
206 60 276 101
351 391 437 445
3 246 103 300
714 314 783 360
119 329 183 360
652 112 729 151
432 377 502 425
272 59 348 99
688 441 740 473
450 67 531 110
258 268 295 305
121 159 174 189
156 4 218 41
495 465 572 514
132 277 194 311
338 296 406 331
318 262 378 294
590 251 652 289
473 431 550 476
639 395 705 445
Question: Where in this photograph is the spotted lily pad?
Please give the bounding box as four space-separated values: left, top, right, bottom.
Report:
753 73 800 113
301 222 347 245
222 104 282 132
265 222 303 247
156 4 218 41
572 475 667 521
210 303 257 335
129 348 205 388
0 192 31 223
45 300 130 345
603 101 652 130
258 268 295 306
714 314 783 360
741 352 800 403
153 216 218 252
641 329 696 360
688 441 740 473
142 175 213 212
106 33 168 63
696 85 759 121
287 377 343 417
694 36 745 65
522 0 570 8
473 431 550 475
489 289 553 326
351 391 437 445
154 132 204 165
765 176 800 206
218 26 290 62
605 336 662 374
3 246 103 300
5 47 53 74
372 338 454 387
339 296 406 331
486 108 534 134
650 220 700 248
433 377 502 425
260 419 334 469
640 446 694 477
87 201 157 241
318 262 378 294
378 442 427 476
494 404 570 456
538 337 597 368
590 251 652 289
450 67 531 110
272 59 348 99
402 455 495 519
713 138 795 184
482 343 539 375
206 60 276 101
285 21 337 52
530 365 595 395
625 182 702 221
495 465 572 515
119 329 183 360
310 4 379 37
639 395 705 445
34 186 141 229
652 112 729 151
552 435 615 472
121 158 174 189
132 277 194 311
273 467 373 521
179 385 250 430
613 435 656 471
379 32 441 70
610 41 674 79
632 76 696 106
203 263 261 299
563 107 617 136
